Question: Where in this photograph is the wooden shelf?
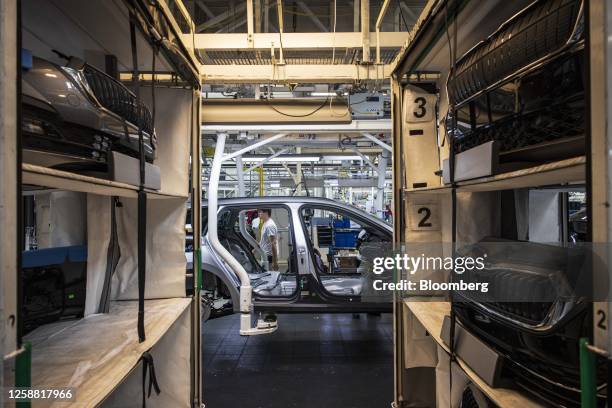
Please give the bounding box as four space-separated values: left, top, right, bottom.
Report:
404 300 544 408
22 164 187 199
24 298 192 407
456 156 586 192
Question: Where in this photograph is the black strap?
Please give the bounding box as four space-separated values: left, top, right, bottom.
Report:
130 13 147 343
141 352 161 407
98 197 121 313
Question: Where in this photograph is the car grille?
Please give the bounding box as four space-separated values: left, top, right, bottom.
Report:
459 266 556 326
82 65 154 136
453 94 584 155
448 0 583 106
507 357 607 407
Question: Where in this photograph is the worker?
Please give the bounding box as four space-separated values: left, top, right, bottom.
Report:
258 208 279 271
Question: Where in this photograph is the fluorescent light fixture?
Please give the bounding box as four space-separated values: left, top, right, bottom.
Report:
321 155 362 161
310 92 337 97
242 155 320 163
324 179 339 186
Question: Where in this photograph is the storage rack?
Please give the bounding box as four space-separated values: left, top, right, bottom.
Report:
1 1 203 407
390 0 608 407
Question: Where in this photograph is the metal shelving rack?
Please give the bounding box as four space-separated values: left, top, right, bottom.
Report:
389 0 609 407
1 1 203 406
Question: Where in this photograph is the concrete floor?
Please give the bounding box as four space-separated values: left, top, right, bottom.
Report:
202 313 394 408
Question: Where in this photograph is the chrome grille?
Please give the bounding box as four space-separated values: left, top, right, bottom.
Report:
82 65 154 136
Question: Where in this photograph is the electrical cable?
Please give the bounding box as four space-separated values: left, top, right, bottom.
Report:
444 2 459 406
264 96 330 117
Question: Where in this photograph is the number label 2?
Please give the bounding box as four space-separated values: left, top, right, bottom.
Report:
409 203 440 231
593 302 609 350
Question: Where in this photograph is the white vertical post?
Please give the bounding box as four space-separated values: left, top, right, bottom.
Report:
295 146 303 195
236 155 245 196
375 152 388 218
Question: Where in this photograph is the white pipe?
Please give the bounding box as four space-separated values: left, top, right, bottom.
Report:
222 133 287 162
207 134 254 333
375 0 391 64
362 132 392 152
244 147 290 172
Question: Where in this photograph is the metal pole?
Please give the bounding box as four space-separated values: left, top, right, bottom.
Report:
375 152 388 218
276 0 285 64
247 0 254 47
375 0 391 64
580 338 597 408
361 0 370 63
236 155 245 196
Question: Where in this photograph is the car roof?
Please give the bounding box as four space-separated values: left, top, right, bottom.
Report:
204 196 392 231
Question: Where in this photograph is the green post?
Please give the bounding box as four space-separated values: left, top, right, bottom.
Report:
579 338 597 408
15 342 32 408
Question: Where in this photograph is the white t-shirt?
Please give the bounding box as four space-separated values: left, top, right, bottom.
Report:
259 218 278 257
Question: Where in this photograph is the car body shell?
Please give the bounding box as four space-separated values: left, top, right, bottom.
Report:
201 196 393 313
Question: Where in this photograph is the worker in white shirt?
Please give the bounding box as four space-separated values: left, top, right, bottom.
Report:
258 208 279 271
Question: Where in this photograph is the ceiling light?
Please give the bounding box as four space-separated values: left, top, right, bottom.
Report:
241 155 321 163
321 155 362 161
310 92 337 97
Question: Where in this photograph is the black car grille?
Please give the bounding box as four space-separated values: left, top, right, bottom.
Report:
453 95 584 155
451 47 585 156
448 0 583 106
82 65 154 136
507 357 607 407
459 267 555 326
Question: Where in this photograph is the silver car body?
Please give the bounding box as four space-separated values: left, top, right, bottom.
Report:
202 196 393 313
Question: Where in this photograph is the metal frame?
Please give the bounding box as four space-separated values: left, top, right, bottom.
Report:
0 1 18 403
